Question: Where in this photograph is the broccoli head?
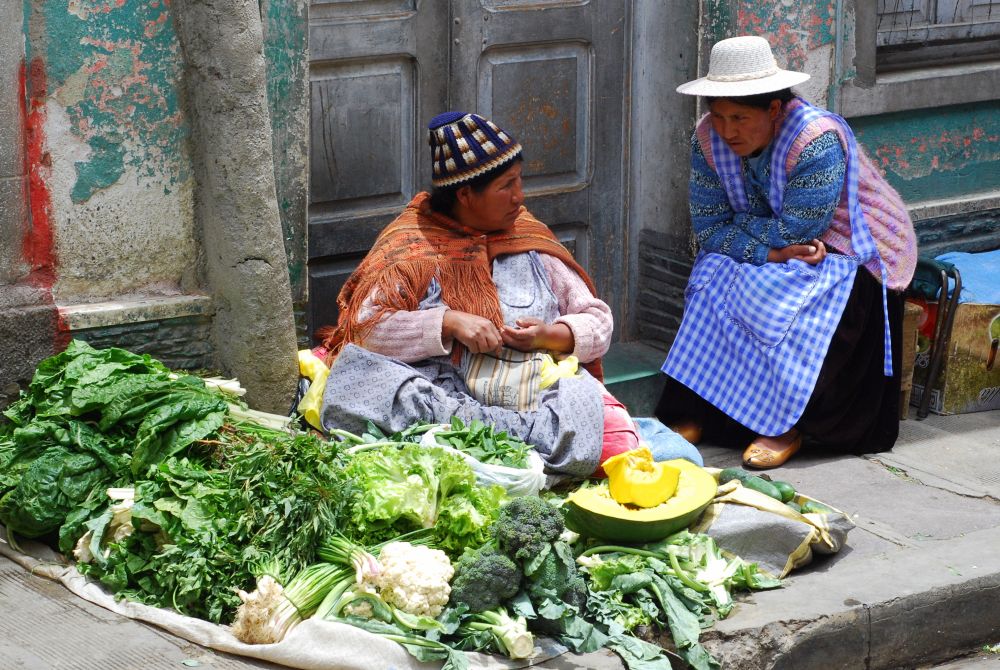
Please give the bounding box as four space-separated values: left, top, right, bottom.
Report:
526 540 588 611
449 545 522 613
493 495 564 563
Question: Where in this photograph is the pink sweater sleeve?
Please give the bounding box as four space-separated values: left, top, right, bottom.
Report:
357 254 613 363
540 254 614 362
357 295 453 363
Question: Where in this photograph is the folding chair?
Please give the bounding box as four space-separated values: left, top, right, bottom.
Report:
907 257 962 419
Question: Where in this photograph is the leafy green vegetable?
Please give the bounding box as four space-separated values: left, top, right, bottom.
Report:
578 531 781 670
0 340 229 538
434 417 531 468
0 447 109 537
74 424 354 623
343 443 505 556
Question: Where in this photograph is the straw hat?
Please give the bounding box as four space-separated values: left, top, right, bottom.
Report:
676 36 810 97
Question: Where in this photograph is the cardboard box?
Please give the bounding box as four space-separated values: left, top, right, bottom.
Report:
910 299 1000 415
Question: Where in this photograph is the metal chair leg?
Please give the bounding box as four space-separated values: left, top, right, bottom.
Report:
917 268 962 419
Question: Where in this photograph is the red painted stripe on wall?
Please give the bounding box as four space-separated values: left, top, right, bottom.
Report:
20 57 70 352
22 57 57 288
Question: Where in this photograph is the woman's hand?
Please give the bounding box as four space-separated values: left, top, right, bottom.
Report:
442 310 502 354
767 239 827 266
501 317 575 353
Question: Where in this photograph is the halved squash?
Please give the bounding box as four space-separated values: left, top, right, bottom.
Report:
603 447 680 508
565 459 717 542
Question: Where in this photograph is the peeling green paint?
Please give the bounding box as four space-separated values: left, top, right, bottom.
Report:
853 102 1000 202
38 0 190 202
262 0 308 301
704 0 735 43
704 0 837 70
71 135 125 202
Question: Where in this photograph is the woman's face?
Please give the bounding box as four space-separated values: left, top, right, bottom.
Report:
709 99 782 157
455 161 525 232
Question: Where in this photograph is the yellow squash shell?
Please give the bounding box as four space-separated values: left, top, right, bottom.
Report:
602 447 680 508
565 459 717 542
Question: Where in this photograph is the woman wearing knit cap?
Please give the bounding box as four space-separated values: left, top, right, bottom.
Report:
656 36 917 469
316 112 696 479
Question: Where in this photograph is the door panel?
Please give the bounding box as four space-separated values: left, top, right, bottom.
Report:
310 58 415 208
479 43 591 191
307 0 629 337
451 0 628 320
307 0 448 335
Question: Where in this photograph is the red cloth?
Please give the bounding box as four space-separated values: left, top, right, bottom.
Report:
592 391 640 478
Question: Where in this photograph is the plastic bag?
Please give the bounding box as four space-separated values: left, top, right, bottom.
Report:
296 349 330 430
690 473 854 578
419 425 547 497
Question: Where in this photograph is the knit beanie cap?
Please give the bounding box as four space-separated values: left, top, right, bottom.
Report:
428 111 523 188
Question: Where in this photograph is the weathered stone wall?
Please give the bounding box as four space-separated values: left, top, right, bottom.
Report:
1 0 309 412
0 0 61 405
852 103 1000 205
627 0 699 342
0 0 27 286
72 315 215 371
24 0 198 301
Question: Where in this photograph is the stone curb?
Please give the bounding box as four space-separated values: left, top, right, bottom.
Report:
700 525 1000 669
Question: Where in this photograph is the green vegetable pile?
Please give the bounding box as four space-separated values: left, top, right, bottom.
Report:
0 341 787 670
432 417 532 468
0 340 508 626
0 340 228 539
70 423 355 622
578 531 781 670
0 340 360 622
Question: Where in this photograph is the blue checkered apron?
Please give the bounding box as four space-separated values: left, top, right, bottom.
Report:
662 99 892 436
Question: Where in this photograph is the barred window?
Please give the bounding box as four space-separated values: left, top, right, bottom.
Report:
877 0 1000 71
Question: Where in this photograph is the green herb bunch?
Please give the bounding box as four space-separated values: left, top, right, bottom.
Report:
72 423 354 623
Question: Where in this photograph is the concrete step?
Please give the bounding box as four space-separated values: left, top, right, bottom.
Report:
693 409 1000 670
698 525 1000 670
602 340 667 417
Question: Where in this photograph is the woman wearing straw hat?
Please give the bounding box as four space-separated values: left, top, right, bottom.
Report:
655 36 917 468
316 112 702 479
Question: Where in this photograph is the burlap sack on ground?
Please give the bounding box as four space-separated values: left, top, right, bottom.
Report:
690 476 855 578
0 526 566 670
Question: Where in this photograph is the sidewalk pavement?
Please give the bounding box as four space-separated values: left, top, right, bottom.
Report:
2 408 999 670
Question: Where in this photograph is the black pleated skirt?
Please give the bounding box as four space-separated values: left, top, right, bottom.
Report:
655 267 905 454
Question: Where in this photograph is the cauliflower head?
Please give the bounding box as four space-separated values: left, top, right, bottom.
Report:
376 541 454 618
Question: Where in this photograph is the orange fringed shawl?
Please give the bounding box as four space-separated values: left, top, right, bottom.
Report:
319 192 604 381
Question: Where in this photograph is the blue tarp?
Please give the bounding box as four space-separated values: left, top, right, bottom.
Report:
634 417 704 466
935 249 1000 304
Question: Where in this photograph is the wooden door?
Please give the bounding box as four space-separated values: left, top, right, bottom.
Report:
308 0 630 336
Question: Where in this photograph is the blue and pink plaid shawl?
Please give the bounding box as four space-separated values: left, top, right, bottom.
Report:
663 99 891 436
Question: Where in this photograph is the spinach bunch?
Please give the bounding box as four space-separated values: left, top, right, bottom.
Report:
0 340 226 538
433 417 532 468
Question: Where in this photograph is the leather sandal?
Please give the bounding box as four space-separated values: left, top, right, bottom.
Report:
742 430 802 469
668 421 703 445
